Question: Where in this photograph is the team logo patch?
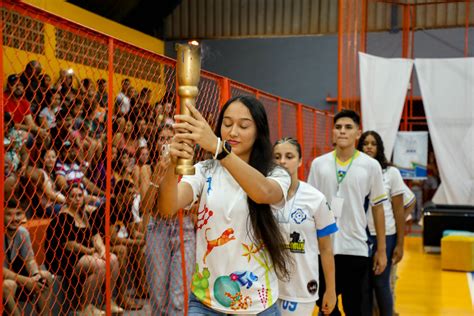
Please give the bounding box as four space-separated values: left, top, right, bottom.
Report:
307 280 318 295
291 208 307 224
284 231 305 253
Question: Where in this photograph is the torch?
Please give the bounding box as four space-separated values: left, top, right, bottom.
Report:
175 42 201 175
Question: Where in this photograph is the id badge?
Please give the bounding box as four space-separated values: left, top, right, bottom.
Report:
331 196 344 218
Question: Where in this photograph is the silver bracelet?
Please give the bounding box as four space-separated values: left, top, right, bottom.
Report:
149 182 159 189
213 137 222 159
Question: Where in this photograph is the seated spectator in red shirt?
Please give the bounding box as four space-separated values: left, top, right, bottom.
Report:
3 198 53 316
4 74 48 140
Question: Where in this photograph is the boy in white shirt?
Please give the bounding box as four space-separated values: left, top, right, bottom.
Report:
307 110 387 316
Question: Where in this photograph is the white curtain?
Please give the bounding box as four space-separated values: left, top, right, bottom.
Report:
415 58 474 205
359 52 414 160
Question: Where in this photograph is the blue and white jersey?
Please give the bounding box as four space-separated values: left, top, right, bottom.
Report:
276 181 337 302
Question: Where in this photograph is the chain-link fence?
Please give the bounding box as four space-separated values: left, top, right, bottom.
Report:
1 1 333 315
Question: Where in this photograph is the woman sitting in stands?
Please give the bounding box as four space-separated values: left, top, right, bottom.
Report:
44 183 124 315
38 148 66 217
133 146 152 199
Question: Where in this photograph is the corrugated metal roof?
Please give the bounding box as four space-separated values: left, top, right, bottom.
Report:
164 0 473 40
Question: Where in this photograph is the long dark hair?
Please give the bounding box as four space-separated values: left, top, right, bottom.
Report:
358 130 390 170
214 95 291 279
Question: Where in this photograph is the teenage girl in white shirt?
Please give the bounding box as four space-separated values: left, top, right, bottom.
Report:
273 137 337 316
358 131 405 316
157 96 291 315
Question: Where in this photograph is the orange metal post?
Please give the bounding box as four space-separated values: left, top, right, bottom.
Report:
360 0 368 53
219 77 230 108
277 98 282 139
0 3 4 311
337 0 343 112
105 37 114 316
297 104 304 179
326 114 332 153
401 4 410 131
402 5 410 58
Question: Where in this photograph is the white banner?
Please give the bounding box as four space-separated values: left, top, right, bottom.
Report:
415 58 474 205
393 131 428 180
359 52 414 160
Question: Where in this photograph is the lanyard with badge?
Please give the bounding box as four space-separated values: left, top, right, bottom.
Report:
331 151 356 219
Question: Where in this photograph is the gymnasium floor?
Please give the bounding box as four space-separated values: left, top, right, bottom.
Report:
313 236 474 316
395 236 473 316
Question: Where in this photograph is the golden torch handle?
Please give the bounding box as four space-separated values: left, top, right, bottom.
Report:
175 43 201 175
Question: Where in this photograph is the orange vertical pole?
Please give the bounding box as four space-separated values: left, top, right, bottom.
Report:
326 114 332 153
277 98 282 139
465 0 470 57
0 0 4 311
408 5 416 132
337 0 344 112
297 104 304 180
105 37 114 316
219 77 230 109
360 0 368 53
402 4 410 131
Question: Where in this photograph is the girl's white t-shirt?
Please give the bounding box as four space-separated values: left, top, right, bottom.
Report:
181 161 290 314
276 181 338 303
367 166 405 235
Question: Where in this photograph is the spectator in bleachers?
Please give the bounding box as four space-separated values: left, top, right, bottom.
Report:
4 111 29 201
133 146 151 199
143 123 196 315
96 79 108 108
113 118 136 156
80 78 95 95
54 140 105 206
112 149 135 185
70 97 84 120
39 89 61 130
115 78 131 116
135 118 149 149
44 184 123 315
4 74 49 139
56 69 79 98
83 92 106 139
19 60 42 103
3 198 53 316
38 148 66 217
32 73 52 117
110 179 147 307
130 87 151 123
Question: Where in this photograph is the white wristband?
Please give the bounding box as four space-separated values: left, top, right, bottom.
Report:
214 137 221 159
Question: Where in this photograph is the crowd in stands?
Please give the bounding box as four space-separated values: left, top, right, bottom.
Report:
3 60 176 315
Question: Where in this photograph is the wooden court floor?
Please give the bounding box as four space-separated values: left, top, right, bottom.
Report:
314 236 474 316
395 236 473 316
